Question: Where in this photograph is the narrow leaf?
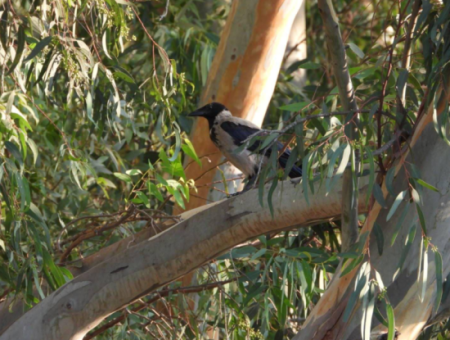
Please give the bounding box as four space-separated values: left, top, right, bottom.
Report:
434 249 443 314
348 42 365 58
391 203 411 246
386 303 395 340
373 183 387 208
415 178 439 193
372 223 384 255
386 190 407 221
24 36 53 62
7 26 25 75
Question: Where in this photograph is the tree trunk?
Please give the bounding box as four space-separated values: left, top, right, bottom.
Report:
182 0 304 209
282 0 307 89
1 177 369 340
293 66 450 340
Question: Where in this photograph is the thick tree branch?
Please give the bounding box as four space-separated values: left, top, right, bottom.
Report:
317 0 360 252
2 176 369 340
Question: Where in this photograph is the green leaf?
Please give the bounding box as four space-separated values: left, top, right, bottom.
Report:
126 169 142 176
279 102 308 112
374 304 388 328
36 48 55 83
365 147 375 204
136 191 150 207
396 69 409 98
348 42 365 58
148 181 164 202
32 266 45 300
0 7 8 49
168 186 185 209
102 31 112 59
283 146 298 179
7 26 25 75
258 164 269 207
343 262 369 321
6 141 24 170
340 254 364 277
302 152 314 205
416 204 428 236
24 36 53 62
362 282 375 340
260 133 279 150
434 249 443 313
415 179 439 193
267 177 278 218
420 242 428 303
86 90 94 124
182 138 201 166
114 70 135 83
325 143 345 192
329 143 351 192
393 224 417 280
296 61 321 69
385 167 396 197
169 128 182 162
372 223 384 255
373 183 387 208
386 303 395 340
386 190 407 221
114 172 132 183
391 203 411 245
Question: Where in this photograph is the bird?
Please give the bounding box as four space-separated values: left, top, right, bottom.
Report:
188 102 302 192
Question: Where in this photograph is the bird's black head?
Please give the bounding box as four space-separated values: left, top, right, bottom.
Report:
188 102 228 126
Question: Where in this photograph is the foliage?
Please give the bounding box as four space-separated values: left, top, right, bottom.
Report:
0 0 450 339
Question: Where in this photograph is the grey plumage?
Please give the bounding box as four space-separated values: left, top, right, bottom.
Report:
189 102 302 189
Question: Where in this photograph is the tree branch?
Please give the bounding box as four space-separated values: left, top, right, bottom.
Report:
317 0 360 251
2 176 369 340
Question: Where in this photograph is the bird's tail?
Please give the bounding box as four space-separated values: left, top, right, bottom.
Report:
278 156 302 178
288 165 302 178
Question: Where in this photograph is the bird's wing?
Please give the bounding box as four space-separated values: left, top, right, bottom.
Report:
220 121 262 152
221 120 302 178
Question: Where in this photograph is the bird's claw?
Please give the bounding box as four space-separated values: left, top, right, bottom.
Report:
290 177 302 187
227 191 243 198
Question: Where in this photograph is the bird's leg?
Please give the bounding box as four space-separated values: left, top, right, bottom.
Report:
243 174 256 192
227 175 256 198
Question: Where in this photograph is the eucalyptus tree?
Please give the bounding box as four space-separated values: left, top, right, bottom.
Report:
0 0 450 339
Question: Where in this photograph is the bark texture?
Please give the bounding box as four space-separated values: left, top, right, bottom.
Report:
1 176 369 340
283 0 307 88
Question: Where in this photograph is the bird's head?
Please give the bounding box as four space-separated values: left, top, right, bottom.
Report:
188 102 229 125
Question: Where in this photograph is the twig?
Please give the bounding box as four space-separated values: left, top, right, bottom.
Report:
83 278 237 339
159 0 170 21
57 211 125 252
318 0 360 251
59 205 136 263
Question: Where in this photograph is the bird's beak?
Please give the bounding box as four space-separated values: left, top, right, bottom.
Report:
188 108 207 117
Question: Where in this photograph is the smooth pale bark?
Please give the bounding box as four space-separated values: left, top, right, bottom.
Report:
317 0 360 251
293 66 450 340
283 0 307 89
1 176 369 340
0 219 178 336
182 0 303 210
